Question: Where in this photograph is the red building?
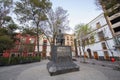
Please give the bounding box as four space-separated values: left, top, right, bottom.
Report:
3 33 36 57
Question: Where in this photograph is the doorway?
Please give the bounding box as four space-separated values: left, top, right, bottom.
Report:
87 48 92 58
104 51 110 60
93 51 99 60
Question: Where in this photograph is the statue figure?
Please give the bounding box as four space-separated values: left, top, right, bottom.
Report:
56 29 65 45
47 29 79 76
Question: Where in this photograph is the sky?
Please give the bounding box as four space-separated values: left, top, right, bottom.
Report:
51 0 103 28
12 0 103 33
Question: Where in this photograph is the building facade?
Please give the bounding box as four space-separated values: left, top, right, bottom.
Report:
105 3 120 51
64 34 76 56
79 13 120 60
3 33 36 57
34 33 76 58
35 34 51 58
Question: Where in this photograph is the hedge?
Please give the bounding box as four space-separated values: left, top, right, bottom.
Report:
0 56 41 66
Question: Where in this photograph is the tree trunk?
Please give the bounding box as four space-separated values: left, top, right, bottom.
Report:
74 39 78 57
78 40 82 57
82 47 86 62
81 40 86 62
37 32 39 52
53 33 56 45
8 53 12 65
36 23 41 60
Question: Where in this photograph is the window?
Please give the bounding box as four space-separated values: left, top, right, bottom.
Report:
67 42 69 45
98 31 105 41
67 37 69 40
102 42 107 50
71 42 73 46
96 22 101 29
18 54 20 57
30 38 35 44
28 54 32 56
11 54 15 57
71 36 73 41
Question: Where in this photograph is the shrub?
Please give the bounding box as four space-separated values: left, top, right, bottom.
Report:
0 56 41 66
0 57 9 66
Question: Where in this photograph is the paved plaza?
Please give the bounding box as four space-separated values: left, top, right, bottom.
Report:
0 58 120 80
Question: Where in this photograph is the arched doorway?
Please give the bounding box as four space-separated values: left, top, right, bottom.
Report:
87 48 92 58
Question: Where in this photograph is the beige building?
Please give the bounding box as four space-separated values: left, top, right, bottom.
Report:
35 34 51 58
35 33 76 57
64 34 75 54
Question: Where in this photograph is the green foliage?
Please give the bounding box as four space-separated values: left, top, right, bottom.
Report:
75 23 95 49
30 0 52 10
3 16 12 22
22 27 38 36
0 23 18 53
75 24 92 39
0 0 13 8
95 0 120 10
0 56 41 66
14 0 52 53
14 0 52 24
8 23 18 31
0 0 13 27
0 57 9 65
0 35 14 53
75 24 94 62
0 28 8 35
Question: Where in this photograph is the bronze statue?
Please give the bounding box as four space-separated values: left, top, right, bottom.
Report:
56 29 65 45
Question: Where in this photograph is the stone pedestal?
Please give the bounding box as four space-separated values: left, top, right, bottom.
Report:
47 46 79 76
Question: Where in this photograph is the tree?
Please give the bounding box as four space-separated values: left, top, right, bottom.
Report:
43 7 69 45
95 0 119 10
22 27 37 36
14 0 52 54
0 27 8 36
75 24 93 62
0 0 13 27
0 35 14 53
7 23 18 41
0 23 18 54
